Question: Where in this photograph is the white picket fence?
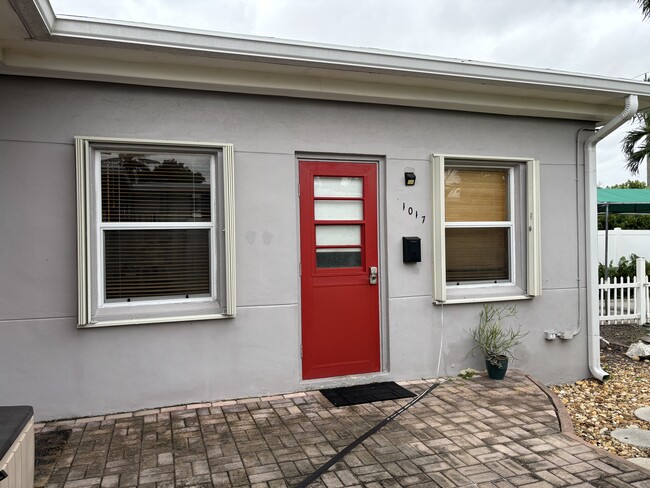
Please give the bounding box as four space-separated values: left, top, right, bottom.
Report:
599 257 649 325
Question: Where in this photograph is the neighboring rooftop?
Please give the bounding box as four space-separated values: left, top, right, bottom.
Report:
598 188 650 213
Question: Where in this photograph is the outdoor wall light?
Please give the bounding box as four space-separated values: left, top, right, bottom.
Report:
404 172 416 186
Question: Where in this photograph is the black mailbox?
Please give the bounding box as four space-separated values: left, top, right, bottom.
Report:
402 236 421 263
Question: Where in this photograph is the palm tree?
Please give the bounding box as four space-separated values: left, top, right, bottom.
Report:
640 0 650 20
624 2 650 179
622 111 650 179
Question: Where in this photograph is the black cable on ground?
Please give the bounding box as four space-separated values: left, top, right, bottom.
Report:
295 381 442 488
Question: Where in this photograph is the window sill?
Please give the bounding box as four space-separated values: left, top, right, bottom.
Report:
434 295 533 305
78 312 235 328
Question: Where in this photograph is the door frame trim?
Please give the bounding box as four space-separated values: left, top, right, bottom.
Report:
295 153 388 384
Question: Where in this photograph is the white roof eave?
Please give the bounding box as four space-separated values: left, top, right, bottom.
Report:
47 14 650 96
5 0 650 122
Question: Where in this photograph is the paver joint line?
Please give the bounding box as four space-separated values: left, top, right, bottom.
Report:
294 381 442 488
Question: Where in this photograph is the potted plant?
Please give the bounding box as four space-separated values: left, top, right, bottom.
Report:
468 304 527 379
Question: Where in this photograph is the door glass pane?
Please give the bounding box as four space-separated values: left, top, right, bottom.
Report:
316 248 362 268
101 152 212 222
314 177 363 197
445 228 509 282
104 229 211 301
445 168 508 222
315 200 363 221
316 225 361 246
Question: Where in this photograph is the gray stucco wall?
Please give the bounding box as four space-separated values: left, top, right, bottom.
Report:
0 75 591 420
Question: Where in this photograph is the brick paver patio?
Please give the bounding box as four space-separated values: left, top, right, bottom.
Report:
35 371 650 487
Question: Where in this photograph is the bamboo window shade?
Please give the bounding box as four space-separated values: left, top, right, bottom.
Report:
445 168 508 222
101 153 212 301
444 168 510 282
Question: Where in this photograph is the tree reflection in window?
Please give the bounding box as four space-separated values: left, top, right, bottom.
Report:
101 153 210 223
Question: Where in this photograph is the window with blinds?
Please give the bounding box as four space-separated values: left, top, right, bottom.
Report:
431 154 541 303
99 152 214 302
444 168 512 283
75 137 236 327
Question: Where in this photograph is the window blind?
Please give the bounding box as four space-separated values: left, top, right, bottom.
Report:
445 228 509 282
445 168 507 222
104 229 210 300
100 152 213 302
101 154 211 223
444 168 510 282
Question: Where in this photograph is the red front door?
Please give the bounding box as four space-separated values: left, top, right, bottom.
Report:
299 161 380 380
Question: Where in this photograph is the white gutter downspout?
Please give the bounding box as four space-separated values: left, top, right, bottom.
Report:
584 94 638 381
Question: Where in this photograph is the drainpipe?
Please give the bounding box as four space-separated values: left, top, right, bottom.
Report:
584 94 638 381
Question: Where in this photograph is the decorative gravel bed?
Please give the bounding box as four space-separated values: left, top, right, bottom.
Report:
550 324 650 460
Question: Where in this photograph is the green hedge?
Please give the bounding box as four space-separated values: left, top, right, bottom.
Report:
599 254 650 280
598 213 650 230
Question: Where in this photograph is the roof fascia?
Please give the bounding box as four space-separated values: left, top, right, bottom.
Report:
11 0 650 102
8 0 53 38
0 47 626 122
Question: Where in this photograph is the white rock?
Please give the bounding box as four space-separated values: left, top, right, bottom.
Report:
625 341 650 359
611 428 650 448
635 407 650 422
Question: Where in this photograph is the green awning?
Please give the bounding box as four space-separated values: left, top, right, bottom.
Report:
597 188 650 213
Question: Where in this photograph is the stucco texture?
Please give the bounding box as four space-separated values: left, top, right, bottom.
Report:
0 75 591 420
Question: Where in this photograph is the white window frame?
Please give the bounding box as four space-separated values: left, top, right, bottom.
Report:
75 137 236 327
431 154 541 304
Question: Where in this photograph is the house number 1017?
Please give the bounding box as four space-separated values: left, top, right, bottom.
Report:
403 202 425 223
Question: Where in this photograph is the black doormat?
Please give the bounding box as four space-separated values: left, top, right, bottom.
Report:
34 429 71 488
320 381 415 407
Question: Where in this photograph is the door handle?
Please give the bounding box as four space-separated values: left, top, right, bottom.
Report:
369 266 378 285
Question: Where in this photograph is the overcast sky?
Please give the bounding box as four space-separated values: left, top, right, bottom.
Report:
50 0 650 186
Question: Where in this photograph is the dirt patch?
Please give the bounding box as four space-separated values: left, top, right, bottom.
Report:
601 323 650 348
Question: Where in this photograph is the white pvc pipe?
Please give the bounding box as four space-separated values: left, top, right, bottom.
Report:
584 94 638 381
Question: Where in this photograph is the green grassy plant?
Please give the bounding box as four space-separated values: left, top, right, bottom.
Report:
468 304 528 367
